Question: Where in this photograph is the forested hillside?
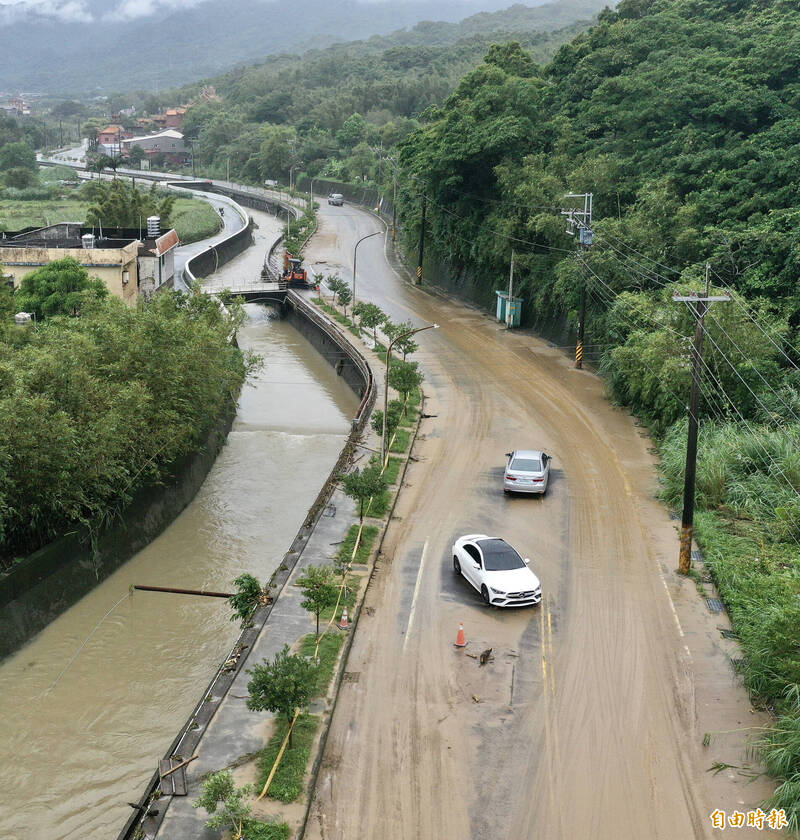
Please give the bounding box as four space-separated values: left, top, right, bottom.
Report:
395 0 800 825
170 0 606 183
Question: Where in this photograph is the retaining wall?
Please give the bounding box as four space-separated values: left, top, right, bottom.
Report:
0 401 237 661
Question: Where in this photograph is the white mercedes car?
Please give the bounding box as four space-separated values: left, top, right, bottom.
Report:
503 449 551 495
452 534 542 607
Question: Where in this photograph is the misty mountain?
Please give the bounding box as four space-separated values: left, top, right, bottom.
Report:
0 0 558 94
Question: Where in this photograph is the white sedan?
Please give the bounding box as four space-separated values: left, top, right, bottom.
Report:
452 534 542 607
503 449 551 495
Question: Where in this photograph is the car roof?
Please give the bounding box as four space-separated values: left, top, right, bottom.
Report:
511 449 543 459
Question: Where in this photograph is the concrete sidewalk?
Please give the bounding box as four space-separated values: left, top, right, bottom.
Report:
154 488 359 839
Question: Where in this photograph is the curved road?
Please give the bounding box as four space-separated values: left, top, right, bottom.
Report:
301 203 773 839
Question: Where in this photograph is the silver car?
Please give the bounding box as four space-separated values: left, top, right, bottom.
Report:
327 193 344 206
503 449 551 495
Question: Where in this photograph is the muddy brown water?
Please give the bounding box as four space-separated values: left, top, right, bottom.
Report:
0 290 358 838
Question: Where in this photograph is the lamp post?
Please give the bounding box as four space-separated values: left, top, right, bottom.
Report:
381 323 438 465
352 230 382 310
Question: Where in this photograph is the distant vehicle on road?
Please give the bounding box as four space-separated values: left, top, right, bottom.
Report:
503 449 551 495
328 193 344 206
452 534 541 607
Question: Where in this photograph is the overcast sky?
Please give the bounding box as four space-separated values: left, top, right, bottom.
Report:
0 0 453 21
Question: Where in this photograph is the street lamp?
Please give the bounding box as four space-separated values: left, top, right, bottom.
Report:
352 230 382 310
381 323 438 465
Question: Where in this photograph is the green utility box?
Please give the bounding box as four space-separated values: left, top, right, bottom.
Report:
495 291 524 327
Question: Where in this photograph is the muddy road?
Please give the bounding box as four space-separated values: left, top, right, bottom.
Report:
302 204 774 839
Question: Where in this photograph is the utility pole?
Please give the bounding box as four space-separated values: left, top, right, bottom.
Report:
416 193 426 286
507 249 515 328
674 268 730 574
392 172 397 244
561 193 593 369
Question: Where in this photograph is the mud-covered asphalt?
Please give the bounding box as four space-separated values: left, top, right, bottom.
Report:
301 203 775 840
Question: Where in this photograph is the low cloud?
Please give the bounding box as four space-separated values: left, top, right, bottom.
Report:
108 0 206 20
0 0 94 23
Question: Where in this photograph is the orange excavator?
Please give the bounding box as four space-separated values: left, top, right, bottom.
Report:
283 250 310 286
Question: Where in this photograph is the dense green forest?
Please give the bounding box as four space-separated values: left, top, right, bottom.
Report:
0 274 251 565
159 0 605 184
393 0 800 825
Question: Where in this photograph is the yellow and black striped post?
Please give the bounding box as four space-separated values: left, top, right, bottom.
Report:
575 272 586 369
575 340 583 368
416 194 426 286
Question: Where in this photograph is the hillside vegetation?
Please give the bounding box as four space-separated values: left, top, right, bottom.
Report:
166 0 606 184
394 0 800 826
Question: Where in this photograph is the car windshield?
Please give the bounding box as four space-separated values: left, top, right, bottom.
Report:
511 457 541 472
478 539 526 571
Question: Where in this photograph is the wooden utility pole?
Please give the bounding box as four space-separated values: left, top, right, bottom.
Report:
674 268 730 574
416 193 427 286
561 193 593 368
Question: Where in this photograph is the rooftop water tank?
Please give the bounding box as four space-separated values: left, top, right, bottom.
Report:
81 233 95 249
146 216 161 237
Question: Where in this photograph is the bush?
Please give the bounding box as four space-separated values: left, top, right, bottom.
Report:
0 289 252 565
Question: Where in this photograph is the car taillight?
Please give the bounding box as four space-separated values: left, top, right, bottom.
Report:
533 478 543 483
506 476 517 481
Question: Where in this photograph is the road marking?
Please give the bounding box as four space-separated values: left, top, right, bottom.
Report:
661 577 685 638
403 540 428 653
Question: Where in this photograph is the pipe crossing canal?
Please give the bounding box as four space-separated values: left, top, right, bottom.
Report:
0 209 360 840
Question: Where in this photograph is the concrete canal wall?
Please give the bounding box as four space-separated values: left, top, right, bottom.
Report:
0 402 237 661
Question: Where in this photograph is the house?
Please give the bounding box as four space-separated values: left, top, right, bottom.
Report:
137 227 180 297
121 129 187 165
0 221 180 305
164 107 187 130
97 124 132 156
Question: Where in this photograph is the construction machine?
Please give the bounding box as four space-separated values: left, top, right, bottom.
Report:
283 250 310 286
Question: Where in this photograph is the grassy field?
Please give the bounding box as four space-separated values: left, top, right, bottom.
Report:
0 196 221 244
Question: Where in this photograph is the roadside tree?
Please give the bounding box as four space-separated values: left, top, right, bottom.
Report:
353 301 386 342
247 645 316 746
296 564 339 640
371 398 403 439
336 286 352 316
388 359 423 400
340 462 387 523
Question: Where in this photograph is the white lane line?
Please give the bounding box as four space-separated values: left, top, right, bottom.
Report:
661 576 685 638
403 540 429 653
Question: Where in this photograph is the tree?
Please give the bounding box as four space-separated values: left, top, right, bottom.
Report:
388 359 423 400
336 285 352 316
371 399 403 439
85 180 175 229
3 167 37 189
88 153 110 177
16 257 108 320
296 564 339 640
353 301 386 342
385 319 418 359
193 771 253 835
247 645 316 746
325 273 345 303
228 573 265 627
106 154 125 176
127 145 146 165
340 462 387 523
0 141 37 173
337 112 366 150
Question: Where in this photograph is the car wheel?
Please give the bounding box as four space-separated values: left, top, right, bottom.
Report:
481 585 491 606
453 556 461 575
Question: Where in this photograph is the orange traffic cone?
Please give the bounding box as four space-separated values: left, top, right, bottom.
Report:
338 608 349 630
454 622 467 648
